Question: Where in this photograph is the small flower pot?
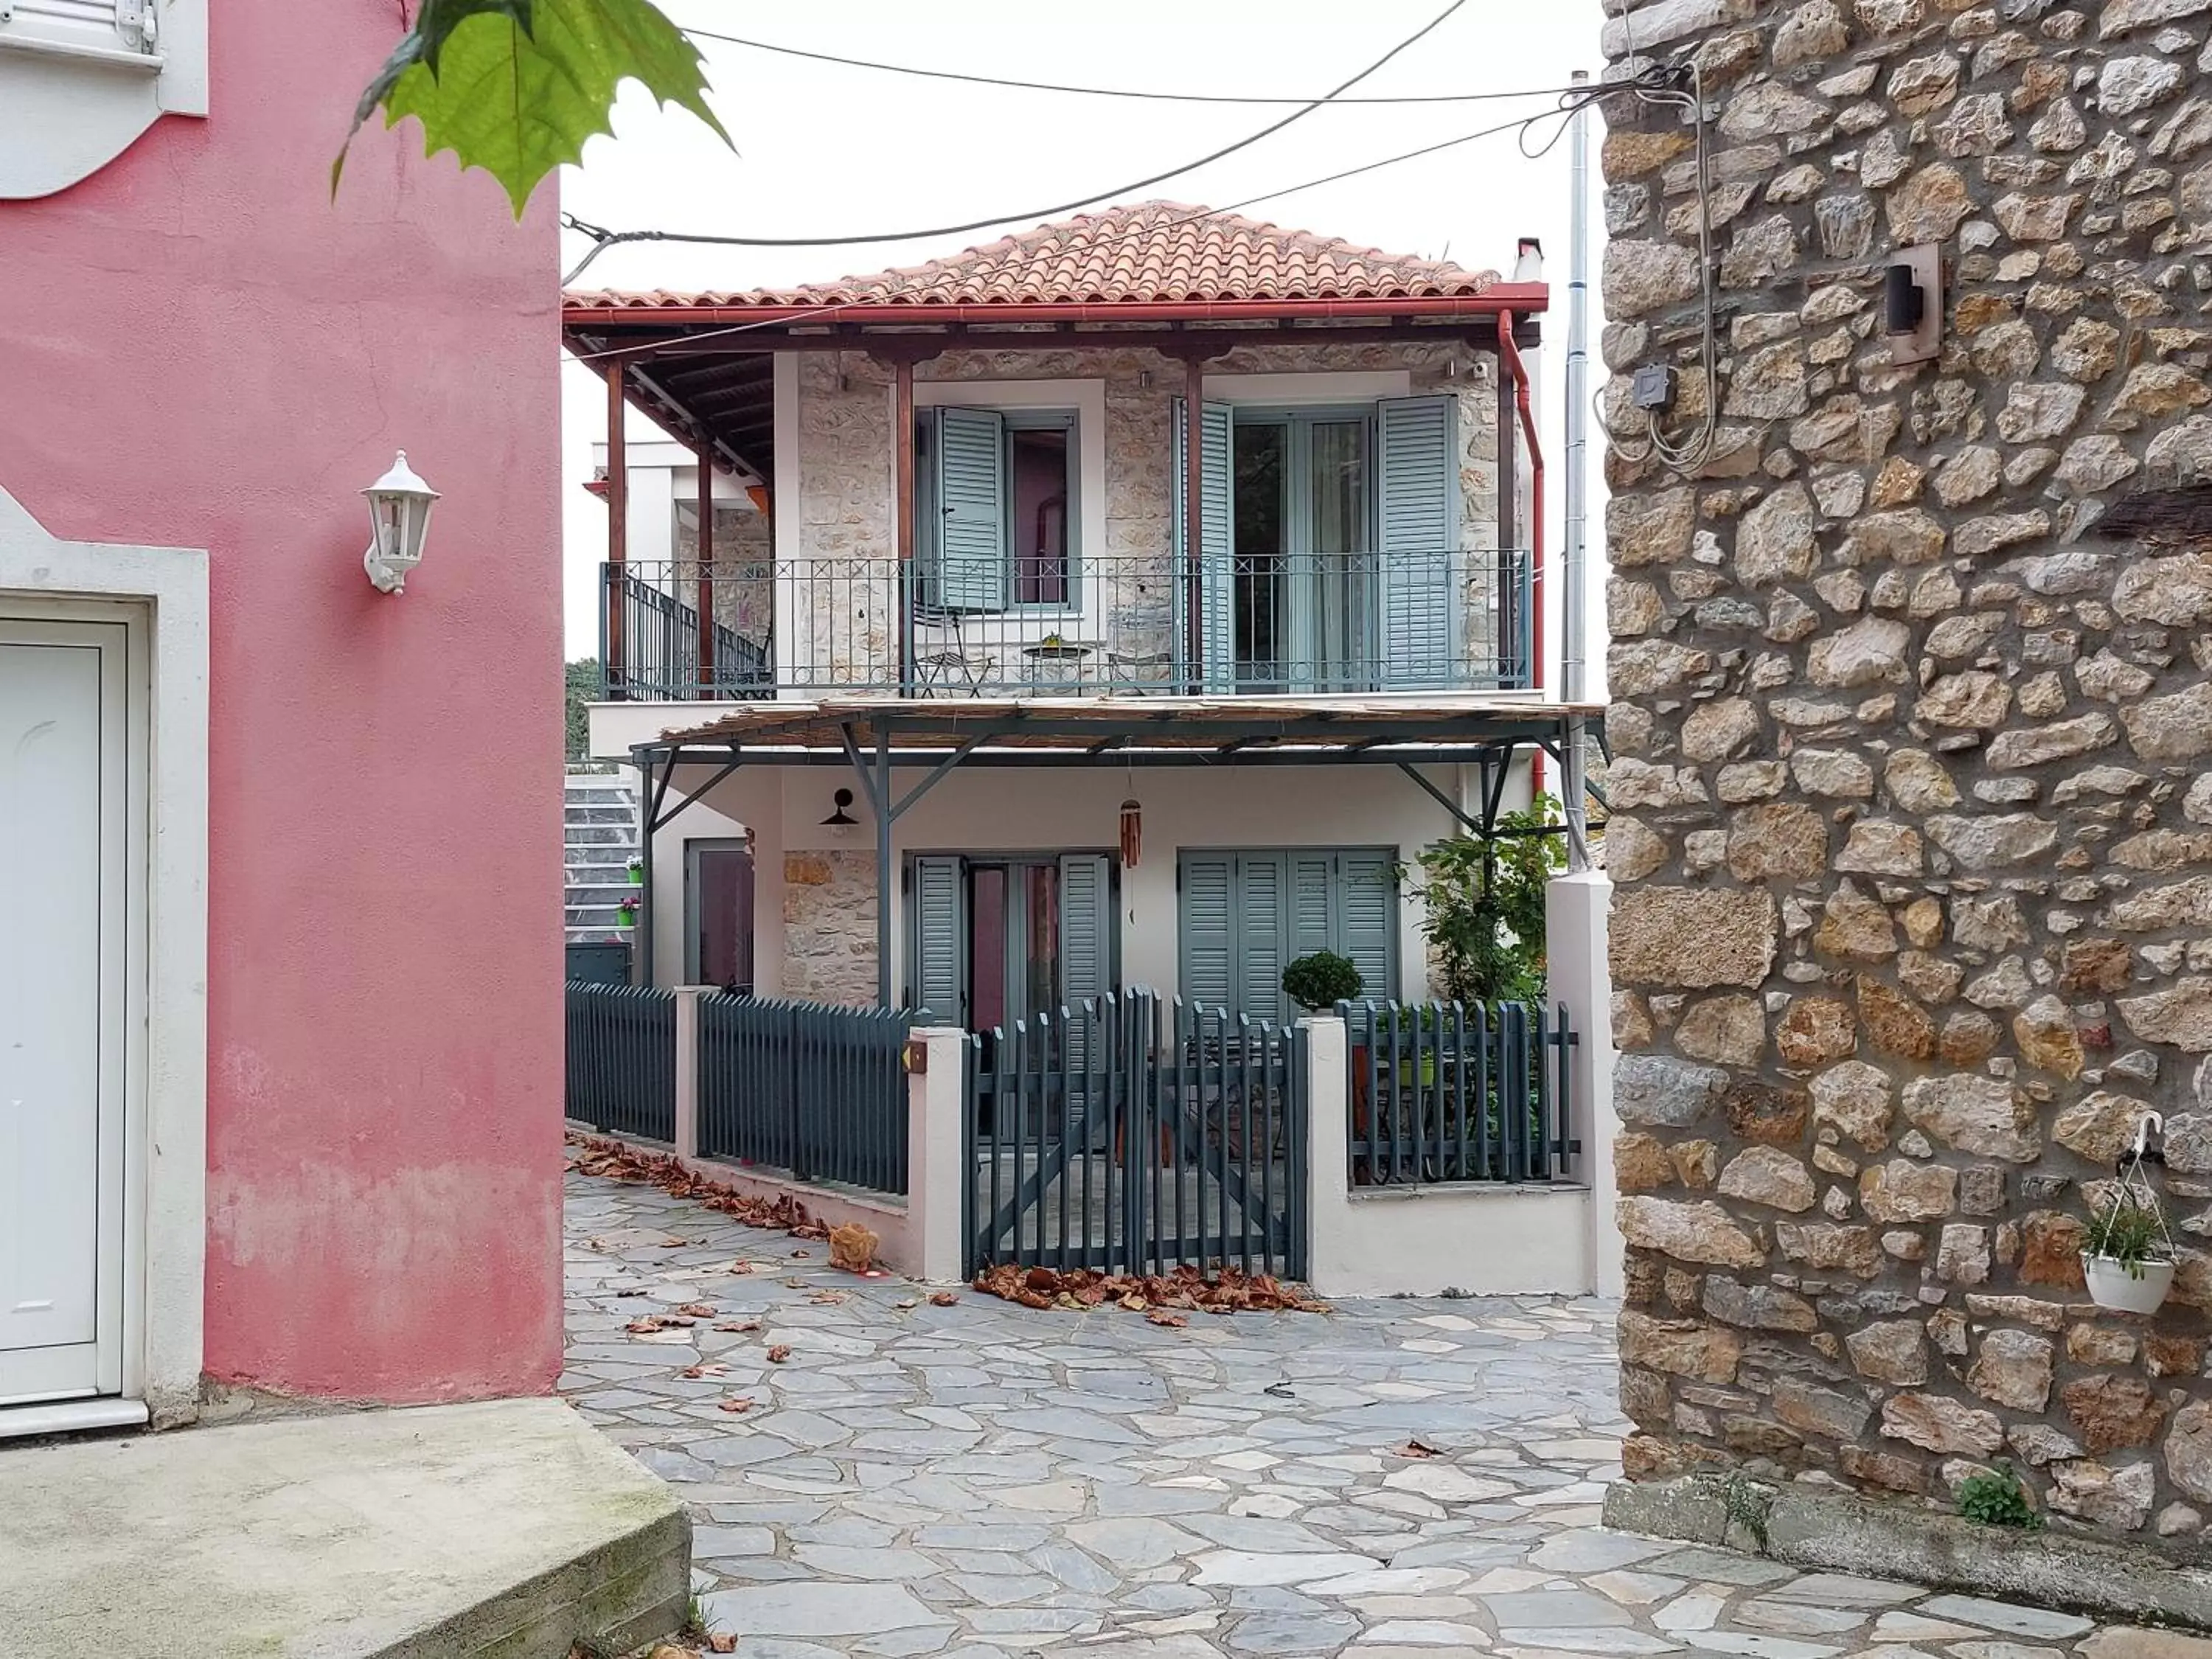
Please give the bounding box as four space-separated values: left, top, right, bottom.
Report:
627 865 644 886
2083 1253 2174 1315
616 907 639 930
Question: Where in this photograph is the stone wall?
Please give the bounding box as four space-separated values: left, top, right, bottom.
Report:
1600 0 2212 1543
786 341 1508 685
781 849 877 1006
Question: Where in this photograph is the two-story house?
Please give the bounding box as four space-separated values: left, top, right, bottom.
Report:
570 203 1587 1030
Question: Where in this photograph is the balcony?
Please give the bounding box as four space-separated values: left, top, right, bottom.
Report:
598 552 1531 703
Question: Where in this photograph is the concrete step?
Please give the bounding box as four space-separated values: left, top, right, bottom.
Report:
1 1397 688 1659
569 882 641 908
565 804 634 826
566 846 639 872
565 827 634 849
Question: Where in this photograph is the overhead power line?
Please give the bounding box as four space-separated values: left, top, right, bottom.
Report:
682 25 1554 106
561 78 1621 362
561 0 1469 281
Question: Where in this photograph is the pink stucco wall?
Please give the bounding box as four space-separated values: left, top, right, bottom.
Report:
0 7 564 1399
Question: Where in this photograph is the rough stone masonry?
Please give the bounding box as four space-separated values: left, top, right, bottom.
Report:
1599 0 2212 1543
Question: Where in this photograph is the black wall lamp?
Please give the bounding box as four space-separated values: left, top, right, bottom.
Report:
1885 243 1943 366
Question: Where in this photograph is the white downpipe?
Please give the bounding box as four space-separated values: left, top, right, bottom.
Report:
1562 68 1593 872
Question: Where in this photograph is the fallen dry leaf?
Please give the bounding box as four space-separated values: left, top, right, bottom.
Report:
564 1133 823 1238
968 1262 1330 1318
928 1291 959 1307
766 1343 792 1363
718 1396 754 1414
709 1635 737 1653
713 1319 762 1334
676 1302 717 1318
727 1261 755 1276
625 1316 668 1334
790 1250 810 1259
808 1290 849 1306
894 1298 919 1310
678 1362 730 1380
1398 1439 1440 1459
1146 1310 1188 1328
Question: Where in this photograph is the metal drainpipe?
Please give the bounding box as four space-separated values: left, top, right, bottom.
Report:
1496 310 1547 801
1563 68 1593 872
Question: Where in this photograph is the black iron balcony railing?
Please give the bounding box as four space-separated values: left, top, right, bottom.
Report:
597 552 1531 702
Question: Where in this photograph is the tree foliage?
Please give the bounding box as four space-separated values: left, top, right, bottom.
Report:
565 656 599 761
337 0 728 216
1403 796 1566 1006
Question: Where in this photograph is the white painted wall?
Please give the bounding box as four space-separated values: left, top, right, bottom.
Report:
637 756 1537 1003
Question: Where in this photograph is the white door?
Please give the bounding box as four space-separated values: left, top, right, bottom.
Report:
0 618 128 1404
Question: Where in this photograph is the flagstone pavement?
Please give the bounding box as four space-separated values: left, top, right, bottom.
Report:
563 1169 2160 1659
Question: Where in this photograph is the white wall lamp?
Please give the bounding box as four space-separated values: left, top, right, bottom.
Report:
362 450 439 594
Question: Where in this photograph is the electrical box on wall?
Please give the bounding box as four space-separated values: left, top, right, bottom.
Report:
1631 364 1677 412
1885 243 1944 366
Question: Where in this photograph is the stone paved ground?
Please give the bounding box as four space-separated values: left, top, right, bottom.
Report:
564 1170 2157 1658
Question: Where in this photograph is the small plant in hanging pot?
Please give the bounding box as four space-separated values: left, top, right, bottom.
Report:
616 896 639 929
626 855 644 886
2082 1178 2175 1316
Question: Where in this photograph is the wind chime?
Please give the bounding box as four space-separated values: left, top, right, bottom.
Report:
1119 759 1141 869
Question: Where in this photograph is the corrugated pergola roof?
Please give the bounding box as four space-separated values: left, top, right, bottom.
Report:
630 695 1596 766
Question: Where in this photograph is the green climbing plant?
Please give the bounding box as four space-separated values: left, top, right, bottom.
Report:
1401 795 1566 1006
1956 1464 2042 1530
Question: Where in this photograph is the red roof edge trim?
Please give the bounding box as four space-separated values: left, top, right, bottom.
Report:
560 286 1551 330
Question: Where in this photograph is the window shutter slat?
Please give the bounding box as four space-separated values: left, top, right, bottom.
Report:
934 406 1006 610
912 855 967 1025
1377 395 1459 689
1172 400 1237 692
1237 854 1287 1023
1178 854 1235 1010
1059 854 1113 1072
1338 852 1398 1004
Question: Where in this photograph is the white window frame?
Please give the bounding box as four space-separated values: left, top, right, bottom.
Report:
912 378 1109 647
1 0 209 201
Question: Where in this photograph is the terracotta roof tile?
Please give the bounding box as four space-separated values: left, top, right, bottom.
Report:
567 201 1499 310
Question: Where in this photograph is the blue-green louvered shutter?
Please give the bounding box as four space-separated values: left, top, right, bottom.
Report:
912 855 966 1025
1172 399 1236 692
1377 395 1459 689
1059 854 1113 1071
1237 853 1287 1023
1338 851 1398 1004
1179 853 1235 1010
935 406 1007 610
1290 853 1336 964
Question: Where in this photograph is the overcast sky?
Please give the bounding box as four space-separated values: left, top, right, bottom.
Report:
557 0 1607 675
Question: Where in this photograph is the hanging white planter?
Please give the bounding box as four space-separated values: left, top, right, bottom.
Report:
2084 1255 2175 1315
2081 1110 2177 1316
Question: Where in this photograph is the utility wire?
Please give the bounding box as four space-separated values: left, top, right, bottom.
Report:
562 77 1624 365
562 0 1468 282
681 25 1582 107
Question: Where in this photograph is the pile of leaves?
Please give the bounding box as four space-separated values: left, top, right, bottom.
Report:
972 1262 1329 1318
566 1133 827 1240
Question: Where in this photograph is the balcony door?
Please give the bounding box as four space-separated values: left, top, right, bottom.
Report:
1231 414 1377 694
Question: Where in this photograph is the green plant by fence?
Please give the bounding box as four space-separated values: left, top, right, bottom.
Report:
1341 999 1578 1186
698 995 912 1197
565 981 677 1143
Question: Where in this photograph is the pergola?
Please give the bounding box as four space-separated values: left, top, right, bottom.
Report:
626 695 1604 1004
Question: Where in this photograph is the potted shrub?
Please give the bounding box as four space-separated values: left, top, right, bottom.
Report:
625 855 644 886
2082 1185 2174 1315
1283 951 1363 1015
616 896 639 930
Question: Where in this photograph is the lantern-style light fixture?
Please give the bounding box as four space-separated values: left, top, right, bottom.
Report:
362 450 440 594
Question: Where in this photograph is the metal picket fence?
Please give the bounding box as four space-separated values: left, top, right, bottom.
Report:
566 981 677 1142
964 990 1307 1279
1342 999 1579 1186
697 995 912 1197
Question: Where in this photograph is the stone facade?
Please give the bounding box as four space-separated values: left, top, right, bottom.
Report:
1601 0 2212 1543
681 504 773 647
780 849 877 1007
785 341 1509 686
